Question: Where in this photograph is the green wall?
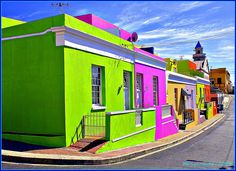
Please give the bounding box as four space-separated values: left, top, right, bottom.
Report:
2 14 133 52
64 47 134 146
2 17 25 29
206 102 213 119
196 83 205 110
64 15 133 51
177 60 204 78
97 110 156 153
2 13 136 147
2 13 158 151
2 15 64 38
2 33 66 147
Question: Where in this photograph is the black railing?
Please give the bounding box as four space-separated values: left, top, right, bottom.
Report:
83 113 106 138
183 109 194 124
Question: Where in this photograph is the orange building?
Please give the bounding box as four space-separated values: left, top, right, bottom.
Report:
204 85 211 102
209 68 232 94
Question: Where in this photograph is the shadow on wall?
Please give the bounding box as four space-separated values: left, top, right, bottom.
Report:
178 93 185 117
71 119 83 145
117 84 123 95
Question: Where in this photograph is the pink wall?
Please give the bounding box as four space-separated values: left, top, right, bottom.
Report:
120 28 132 41
75 14 132 41
135 63 166 108
155 106 179 140
135 59 178 140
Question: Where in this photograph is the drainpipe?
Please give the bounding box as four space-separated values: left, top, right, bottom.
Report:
2 28 53 41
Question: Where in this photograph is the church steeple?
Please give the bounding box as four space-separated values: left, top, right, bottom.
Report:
193 41 206 61
194 41 203 55
195 41 202 49
192 41 209 74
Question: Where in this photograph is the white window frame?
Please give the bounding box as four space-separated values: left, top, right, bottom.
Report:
124 71 131 110
161 105 172 119
92 65 103 107
135 110 142 127
136 73 143 108
153 76 159 106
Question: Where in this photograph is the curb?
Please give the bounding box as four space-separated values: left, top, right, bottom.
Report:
2 114 225 165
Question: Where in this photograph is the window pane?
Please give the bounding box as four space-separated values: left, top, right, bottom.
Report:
136 74 143 108
136 111 142 125
153 77 158 106
92 65 103 105
162 105 172 118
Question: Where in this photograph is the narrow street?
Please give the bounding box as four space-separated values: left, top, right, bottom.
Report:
2 95 234 170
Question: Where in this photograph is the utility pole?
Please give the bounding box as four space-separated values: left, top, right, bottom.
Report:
51 2 69 14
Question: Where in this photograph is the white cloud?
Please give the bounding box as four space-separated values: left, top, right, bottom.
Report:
157 53 193 60
179 1 212 13
143 16 161 25
139 26 234 46
207 6 222 13
163 18 200 27
219 46 234 51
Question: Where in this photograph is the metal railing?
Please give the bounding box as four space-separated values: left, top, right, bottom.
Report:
83 112 106 138
183 109 194 124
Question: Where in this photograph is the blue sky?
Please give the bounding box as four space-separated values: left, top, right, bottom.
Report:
2 1 235 85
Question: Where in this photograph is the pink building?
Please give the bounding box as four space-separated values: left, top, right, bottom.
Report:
134 47 179 140
75 14 132 41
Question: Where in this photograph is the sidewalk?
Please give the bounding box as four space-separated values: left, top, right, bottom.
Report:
2 113 225 165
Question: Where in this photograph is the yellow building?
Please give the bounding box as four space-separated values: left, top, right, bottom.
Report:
209 68 232 94
166 71 199 130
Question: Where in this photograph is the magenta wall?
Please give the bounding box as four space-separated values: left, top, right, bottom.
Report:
75 14 132 41
134 56 178 140
155 106 179 140
135 63 166 108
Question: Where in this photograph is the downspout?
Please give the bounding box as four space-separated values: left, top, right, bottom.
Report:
2 29 53 41
133 44 137 109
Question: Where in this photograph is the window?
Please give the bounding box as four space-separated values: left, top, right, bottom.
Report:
210 78 214 85
203 88 206 101
217 78 222 84
136 74 143 108
136 110 142 126
162 105 172 118
124 71 130 110
174 88 178 111
200 88 202 99
153 76 159 106
92 65 103 106
191 90 194 108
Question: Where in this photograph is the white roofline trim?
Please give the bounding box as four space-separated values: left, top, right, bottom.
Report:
167 71 197 81
195 76 210 85
168 79 196 86
166 71 197 85
3 25 167 70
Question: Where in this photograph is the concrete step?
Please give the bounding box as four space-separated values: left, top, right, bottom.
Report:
70 137 107 153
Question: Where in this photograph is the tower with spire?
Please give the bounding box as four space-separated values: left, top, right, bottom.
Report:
193 41 209 76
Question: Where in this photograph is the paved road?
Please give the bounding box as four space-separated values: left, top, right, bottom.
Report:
2 95 234 170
